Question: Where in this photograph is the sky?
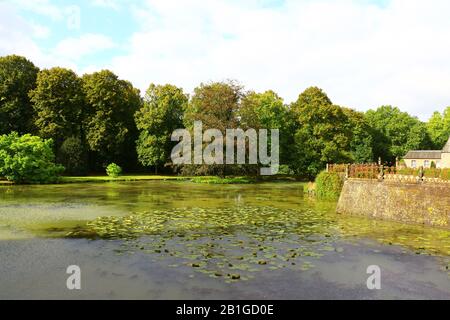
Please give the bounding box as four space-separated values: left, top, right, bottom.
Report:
1 0 449 121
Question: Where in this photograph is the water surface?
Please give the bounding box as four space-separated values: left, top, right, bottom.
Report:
0 181 449 299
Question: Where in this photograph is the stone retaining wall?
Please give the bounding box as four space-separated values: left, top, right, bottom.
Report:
336 179 450 228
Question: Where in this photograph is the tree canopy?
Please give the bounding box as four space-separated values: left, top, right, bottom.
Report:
135 84 187 172
29 67 85 150
0 55 39 134
82 70 142 168
365 106 433 163
427 107 450 149
0 54 448 180
290 87 353 177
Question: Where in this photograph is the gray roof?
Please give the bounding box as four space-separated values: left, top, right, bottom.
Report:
443 137 450 153
403 136 450 159
403 150 442 159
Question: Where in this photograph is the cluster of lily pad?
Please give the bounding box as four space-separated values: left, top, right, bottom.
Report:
67 206 342 282
66 205 450 281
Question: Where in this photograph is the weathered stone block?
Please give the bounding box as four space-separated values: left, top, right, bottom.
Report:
336 179 450 228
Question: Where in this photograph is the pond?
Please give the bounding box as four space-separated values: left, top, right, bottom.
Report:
0 181 449 299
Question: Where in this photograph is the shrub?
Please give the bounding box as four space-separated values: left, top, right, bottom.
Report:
277 165 295 175
315 171 344 199
0 132 64 183
106 163 122 178
57 137 88 176
441 169 450 181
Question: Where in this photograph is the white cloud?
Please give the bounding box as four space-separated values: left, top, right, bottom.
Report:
0 3 106 73
92 0 121 11
9 0 81 30
29 22 51 39
2 0 450 120
109 0 450 120
53 34 115 61
9 0 65 20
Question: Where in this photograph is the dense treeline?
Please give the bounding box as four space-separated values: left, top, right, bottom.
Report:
1 54 449 179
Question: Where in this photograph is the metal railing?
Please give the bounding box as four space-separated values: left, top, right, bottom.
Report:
327 164 450 183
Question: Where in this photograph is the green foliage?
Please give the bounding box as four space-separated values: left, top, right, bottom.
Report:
0 132 64 183
2 54 449 180
29 67 85 149
314 171 344 199
239 90 296 167
185 80 242 130
184 81 243 176
277 165 295 175
106 163 122 178
135 84 187 172
427 108 450 149
83 70 142 168
365 106 432 163
290 87 352 178
342 108 374 163
191 176 253 184
441 169 450 181
0 55 39 134
57 137 88 175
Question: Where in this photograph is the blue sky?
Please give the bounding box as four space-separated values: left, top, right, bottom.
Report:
1 0 450 120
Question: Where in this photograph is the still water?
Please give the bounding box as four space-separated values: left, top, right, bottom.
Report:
0 181 449 299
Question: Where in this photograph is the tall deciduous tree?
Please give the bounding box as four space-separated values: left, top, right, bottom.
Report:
342 108 374 163
184 81 243 176
0 55 39 134
427 107 450 149
135 84 187 173
290 87 352 178
365 105 433 163
239 90 296 167
29 67 84 150
82 70 141 169
185 81 242 131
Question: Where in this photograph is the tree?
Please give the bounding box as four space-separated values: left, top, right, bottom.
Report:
0 132 64 183
427 107 450 149
183 81 243 176
29 67 85 150
290 87 352 178
185 81 242 131
82 70 142 169
0 55 39 134
239 90 296 167
135 84 187 173
342 108 374 163
57 137 88 175
365 106 433 163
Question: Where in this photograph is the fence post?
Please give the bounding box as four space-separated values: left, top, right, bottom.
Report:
326 163 329 173
379 164 385 181
345 164 350 180
418 166 424 182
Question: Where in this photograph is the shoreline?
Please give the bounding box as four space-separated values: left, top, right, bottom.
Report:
0 175 306 186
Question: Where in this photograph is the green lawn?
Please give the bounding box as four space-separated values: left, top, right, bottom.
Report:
59 175 189 183
1 174 304 185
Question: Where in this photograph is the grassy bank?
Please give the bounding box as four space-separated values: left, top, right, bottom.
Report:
59 175 189 184
190 176 255 184
1 174 306 185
